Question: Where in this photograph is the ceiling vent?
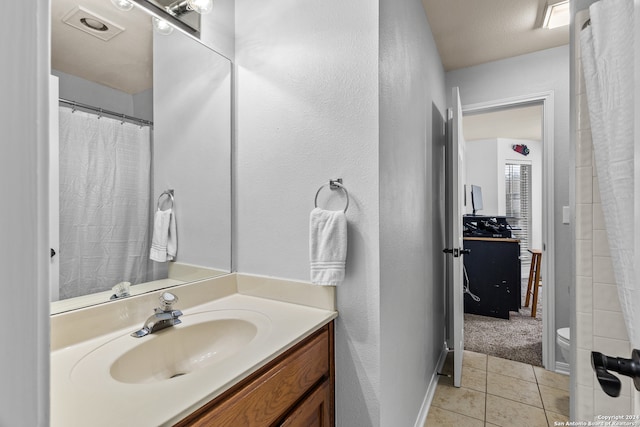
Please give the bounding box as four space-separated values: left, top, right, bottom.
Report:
61 6 125 42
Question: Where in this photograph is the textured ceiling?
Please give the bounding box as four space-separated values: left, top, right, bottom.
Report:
463 104 543 142
52 0 570 92
52 0 152 94
422 0 569 71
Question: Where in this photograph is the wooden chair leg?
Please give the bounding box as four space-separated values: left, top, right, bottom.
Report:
531 253 542 318
525 254 536 307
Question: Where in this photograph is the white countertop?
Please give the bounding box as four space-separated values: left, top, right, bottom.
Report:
51 288 337 426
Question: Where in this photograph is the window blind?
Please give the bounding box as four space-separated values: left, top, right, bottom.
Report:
505 163 532 264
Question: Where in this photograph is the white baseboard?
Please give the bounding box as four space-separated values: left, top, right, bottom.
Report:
555 361 570 375
414 345 449 427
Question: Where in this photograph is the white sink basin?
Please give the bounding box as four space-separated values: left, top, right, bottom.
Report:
70 309 271 385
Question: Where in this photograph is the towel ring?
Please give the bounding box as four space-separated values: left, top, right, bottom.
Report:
314 179 349 213
157 189 174 210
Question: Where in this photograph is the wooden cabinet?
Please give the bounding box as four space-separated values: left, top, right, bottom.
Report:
174 322 334 427
281 380 331 427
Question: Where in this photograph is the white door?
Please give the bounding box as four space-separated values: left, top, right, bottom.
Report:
49 75 60 302
445 87 465 387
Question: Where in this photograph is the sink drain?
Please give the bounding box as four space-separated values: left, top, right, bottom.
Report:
170 373 187 379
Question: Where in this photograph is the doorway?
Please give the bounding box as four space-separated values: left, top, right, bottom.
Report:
460 93 556 370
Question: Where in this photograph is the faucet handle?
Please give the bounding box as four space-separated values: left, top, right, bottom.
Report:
159 292 178 311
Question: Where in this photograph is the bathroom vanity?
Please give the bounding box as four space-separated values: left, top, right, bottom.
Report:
176 323 333 426
50 274 337 426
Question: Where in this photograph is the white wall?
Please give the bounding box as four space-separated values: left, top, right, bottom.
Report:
465 138 543 251
379 0 447 424
153 29 232 271
0 1 50 425
446 45 571 361
465 139 499 214
235 0 381 424
200 0 234 60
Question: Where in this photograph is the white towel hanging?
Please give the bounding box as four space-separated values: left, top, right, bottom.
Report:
309 207 347 286
150 208 177 262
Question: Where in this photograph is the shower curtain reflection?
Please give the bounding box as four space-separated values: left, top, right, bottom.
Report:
58 107 152 299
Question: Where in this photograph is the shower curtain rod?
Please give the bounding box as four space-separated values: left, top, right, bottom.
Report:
59 98 153 127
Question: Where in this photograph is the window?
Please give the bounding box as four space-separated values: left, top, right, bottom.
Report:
505 163 532 264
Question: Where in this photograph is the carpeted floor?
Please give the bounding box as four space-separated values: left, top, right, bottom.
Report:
464 278 543 367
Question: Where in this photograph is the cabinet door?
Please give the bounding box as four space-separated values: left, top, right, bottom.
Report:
281 380 331 427
175 327 330 427
463 240 520 318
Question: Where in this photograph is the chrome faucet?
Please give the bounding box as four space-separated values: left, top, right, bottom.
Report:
131 292 183 338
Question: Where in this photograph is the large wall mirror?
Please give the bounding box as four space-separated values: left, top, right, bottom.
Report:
50 0 232 314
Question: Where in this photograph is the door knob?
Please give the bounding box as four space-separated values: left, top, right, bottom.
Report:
591 350 640 397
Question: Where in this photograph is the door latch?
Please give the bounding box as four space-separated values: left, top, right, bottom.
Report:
443 248 459 257
443 248 470 257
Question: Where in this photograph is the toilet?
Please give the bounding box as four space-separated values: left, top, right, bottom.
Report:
557 327 571 363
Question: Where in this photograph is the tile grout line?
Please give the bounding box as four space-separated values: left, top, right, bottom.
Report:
484 355 488 423
534 367 552 427
429 352 568 426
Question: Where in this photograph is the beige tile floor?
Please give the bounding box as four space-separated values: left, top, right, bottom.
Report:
426 351 570 427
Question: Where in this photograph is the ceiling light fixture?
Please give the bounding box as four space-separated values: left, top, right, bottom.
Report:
110 0 134 11
80 17 109 32
542 0 570 29
153 17 174 35
186 0 213 14
166 0 213 16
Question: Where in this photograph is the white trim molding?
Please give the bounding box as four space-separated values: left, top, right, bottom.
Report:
414 344 449 427
555 361 570 376
633 0 640 416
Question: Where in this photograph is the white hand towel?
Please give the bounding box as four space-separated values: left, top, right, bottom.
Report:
150 208 177 262
309 207 347 286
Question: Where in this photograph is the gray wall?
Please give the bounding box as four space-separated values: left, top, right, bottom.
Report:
0 1 50 425
132 88 153 122
235 1 449 425
379 0 447 425
446 45 572 364
52 69 153 122
153 29 232 271
235 0 381 424
200 0 234 60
